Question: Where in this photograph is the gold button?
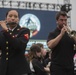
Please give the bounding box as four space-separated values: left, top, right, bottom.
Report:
6 52 8 55
6 41 8 44
6 47 8 49
6 58 8 60
12 36 14 38
17 28 19 30
10 33 12 35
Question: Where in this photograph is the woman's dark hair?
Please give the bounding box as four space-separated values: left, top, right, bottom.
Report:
28 44 41 61
5 9 19 18
56 11 67 20
30 44 41 53
36 43 43 48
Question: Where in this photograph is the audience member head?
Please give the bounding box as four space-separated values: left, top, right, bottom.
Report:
28 44 41 61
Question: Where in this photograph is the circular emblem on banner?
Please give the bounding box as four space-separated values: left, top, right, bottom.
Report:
19 14 41 38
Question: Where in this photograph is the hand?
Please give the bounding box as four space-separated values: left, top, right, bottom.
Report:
60 26 66 36
0 20 8 30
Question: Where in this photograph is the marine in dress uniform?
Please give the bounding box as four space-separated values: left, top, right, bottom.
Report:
0 10 31 75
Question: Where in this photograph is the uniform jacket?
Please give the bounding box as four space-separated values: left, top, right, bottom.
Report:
0 25 31 75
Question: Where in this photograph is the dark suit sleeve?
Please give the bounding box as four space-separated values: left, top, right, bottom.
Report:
3 28 30 50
